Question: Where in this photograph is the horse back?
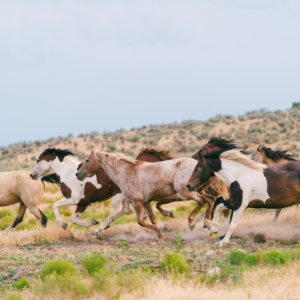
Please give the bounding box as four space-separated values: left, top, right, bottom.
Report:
270 161 300 172
0 171 44 204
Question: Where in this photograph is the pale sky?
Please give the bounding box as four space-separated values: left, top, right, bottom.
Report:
1 0 299 146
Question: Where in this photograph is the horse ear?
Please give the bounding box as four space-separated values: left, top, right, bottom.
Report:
90 148 95 154
198 151 204 162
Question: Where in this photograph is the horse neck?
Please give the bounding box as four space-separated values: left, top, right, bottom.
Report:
263 156 287 167
215 159 252 185
49 157 78 179
97 155 131 186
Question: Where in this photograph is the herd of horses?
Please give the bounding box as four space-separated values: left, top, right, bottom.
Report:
1 138 300 246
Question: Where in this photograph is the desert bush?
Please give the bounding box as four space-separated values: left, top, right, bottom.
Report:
39 259 76 280
34 273 88 299
160 253 192 274
107 143 116 152
4 293 22 300
12 277 30 290
82 253 108 275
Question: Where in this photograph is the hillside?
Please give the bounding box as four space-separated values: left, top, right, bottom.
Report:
1 107 300 171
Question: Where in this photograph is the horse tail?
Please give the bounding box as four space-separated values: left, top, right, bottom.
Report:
41 173 61 188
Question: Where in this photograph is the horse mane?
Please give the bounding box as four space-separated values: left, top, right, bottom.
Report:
139 148 175 161
95 150 137 164
203 177 230 200
206 138 250 154
205 149 266 172
258 144 297 162
42 147 76 161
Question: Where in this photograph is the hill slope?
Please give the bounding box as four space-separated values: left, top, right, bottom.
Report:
1 107 300 171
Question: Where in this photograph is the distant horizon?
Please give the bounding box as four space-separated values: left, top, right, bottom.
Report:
1 1 299 146
1 105 294 147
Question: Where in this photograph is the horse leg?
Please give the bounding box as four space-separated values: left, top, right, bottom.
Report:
273 209 281 222
214 204 247 247
53 197 79 230
92 193 127 236
26 204 48 228
131 201 164 243
209 204 229 236
220 208 230 227
72 205 99 227
1 202 27 234
144 202 169 231
188 202 203 231
156 197 183 218
203 196 216 230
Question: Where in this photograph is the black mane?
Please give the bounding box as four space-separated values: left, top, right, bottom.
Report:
203 148 230 160
42 147 76 162
261 147 297 162
207 138 250 154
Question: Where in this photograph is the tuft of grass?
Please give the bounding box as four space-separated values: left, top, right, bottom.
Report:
12 277 30 290
0 209 13 218
39 259 76 280
170 231 186 252
82 253 108 275
0 215 15 231
229 247 300 267
43 210 56 220
160 253 192 274
4 293 22 300
34 273 88 299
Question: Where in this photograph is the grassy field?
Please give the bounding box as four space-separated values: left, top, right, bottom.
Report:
1 184 300 299
1 106 300 299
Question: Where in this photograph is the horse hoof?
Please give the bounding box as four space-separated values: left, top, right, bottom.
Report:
169 211 175 218
61 222 68 230
189 223 195 231
91 219 99 225
92 231 99 236
105 225 111 230
203 224 207 228
143 215 148 220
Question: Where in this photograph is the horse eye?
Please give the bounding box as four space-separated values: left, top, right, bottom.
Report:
86 159 89 163
37 159 40 163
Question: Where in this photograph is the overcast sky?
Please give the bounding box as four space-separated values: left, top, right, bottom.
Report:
1 0 299 146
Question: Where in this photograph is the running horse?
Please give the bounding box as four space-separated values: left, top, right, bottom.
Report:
76 149 208 242
187 149 300 246
0 171 47 233
253 144 299 220
31 147 188 235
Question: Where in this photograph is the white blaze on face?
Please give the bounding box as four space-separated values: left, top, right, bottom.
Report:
84 175 102 189
31 160 50 178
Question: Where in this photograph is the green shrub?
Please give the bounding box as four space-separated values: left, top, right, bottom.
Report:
34 273 88 299
160 253 192 274
39 259 76 280
0 215 15 230
12 277 30 290
228 250 246 265
43 210 56 220
82 253 108 275
176 206 190 212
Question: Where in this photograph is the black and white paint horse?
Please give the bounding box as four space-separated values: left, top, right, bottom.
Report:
187 149 300 246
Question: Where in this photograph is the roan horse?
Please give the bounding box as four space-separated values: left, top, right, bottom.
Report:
30 147 182 234
0 171 47 233
187 149 300 246
76 149 208 242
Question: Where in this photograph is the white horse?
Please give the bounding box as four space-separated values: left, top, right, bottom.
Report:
30 148 130 231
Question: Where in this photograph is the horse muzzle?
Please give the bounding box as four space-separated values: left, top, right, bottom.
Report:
187 184 196 192
76 171 86 181
30 173 37 180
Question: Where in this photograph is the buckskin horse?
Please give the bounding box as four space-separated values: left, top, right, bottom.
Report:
0 171 47 233
187 149 300 246
76 149 208 242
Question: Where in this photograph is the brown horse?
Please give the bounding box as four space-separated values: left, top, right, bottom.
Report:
187 149 300 246
253 144 299 220
77 149 208 242
0 171 47 233
32 147 180 234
